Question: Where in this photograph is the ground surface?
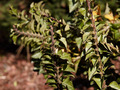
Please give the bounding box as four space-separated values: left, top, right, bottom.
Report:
0 53 53 90
0 53 120 90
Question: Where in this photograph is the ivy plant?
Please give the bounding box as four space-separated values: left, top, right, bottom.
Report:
10 0 120 90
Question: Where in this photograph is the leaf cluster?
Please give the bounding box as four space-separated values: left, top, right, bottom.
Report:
10 0 120 90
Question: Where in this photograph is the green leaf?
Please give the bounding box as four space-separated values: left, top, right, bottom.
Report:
10 6 18 16
44 55 51 59
105 3 110 14
86 48 94 54
91 58 97 65
46 72 55 77
101 56 109 65
57 50 63 56
47 78 56 84
60 37 67 49
32 51 43 59
93 77 101 89
116 45 119 53
30 2 34 8
75 37 82 49
61 52 72 63
79 8 86 17
114 30 120 40
97 29 106 36
35 14 40 23
88 67 97 80
57 50 72 64
65 24 70 31
38 1 44 9
28 19 35 31
81 24 89 31
42 60 52 64
31 46 41 52
36 23 40 32
69 2 79 13
40 22 47 34
12 35 18 44
68 0 73 12
83 32 90 41
117 8 120 12
63 72 75 77
56 30 62 37
96 24 104 31
109 81 120 90
97 35 102 43
85 52 95 60
62 77 75 90
103 66 109 71
62 19 66 25
80 0 84 5
21 10 27 20
85 42 92 53
64 65 75 72
106 43 112 52
39 65 44 74
74 57 81 72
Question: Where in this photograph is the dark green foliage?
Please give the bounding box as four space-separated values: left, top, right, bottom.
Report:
0 0 34 51
10 0 120 90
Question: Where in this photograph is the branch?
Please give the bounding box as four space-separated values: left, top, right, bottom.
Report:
86 0 103 78
49 25 62 89
50 25 56 55
13 25 44 39
42 14 64 25
86 0 99 52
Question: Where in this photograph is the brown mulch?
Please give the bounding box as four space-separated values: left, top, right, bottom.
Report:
0 53 120 90
0 53 53 90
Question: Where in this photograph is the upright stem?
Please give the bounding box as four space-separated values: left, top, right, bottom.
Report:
50 25 63 89
86 0 99 55
86 0 105 89
50 25 55 55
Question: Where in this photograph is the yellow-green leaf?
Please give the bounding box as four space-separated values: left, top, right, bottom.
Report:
60 37 67 49
109 81 120 90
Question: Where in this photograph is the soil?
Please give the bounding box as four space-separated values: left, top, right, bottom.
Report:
0 53 53 90
0 53 120 90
